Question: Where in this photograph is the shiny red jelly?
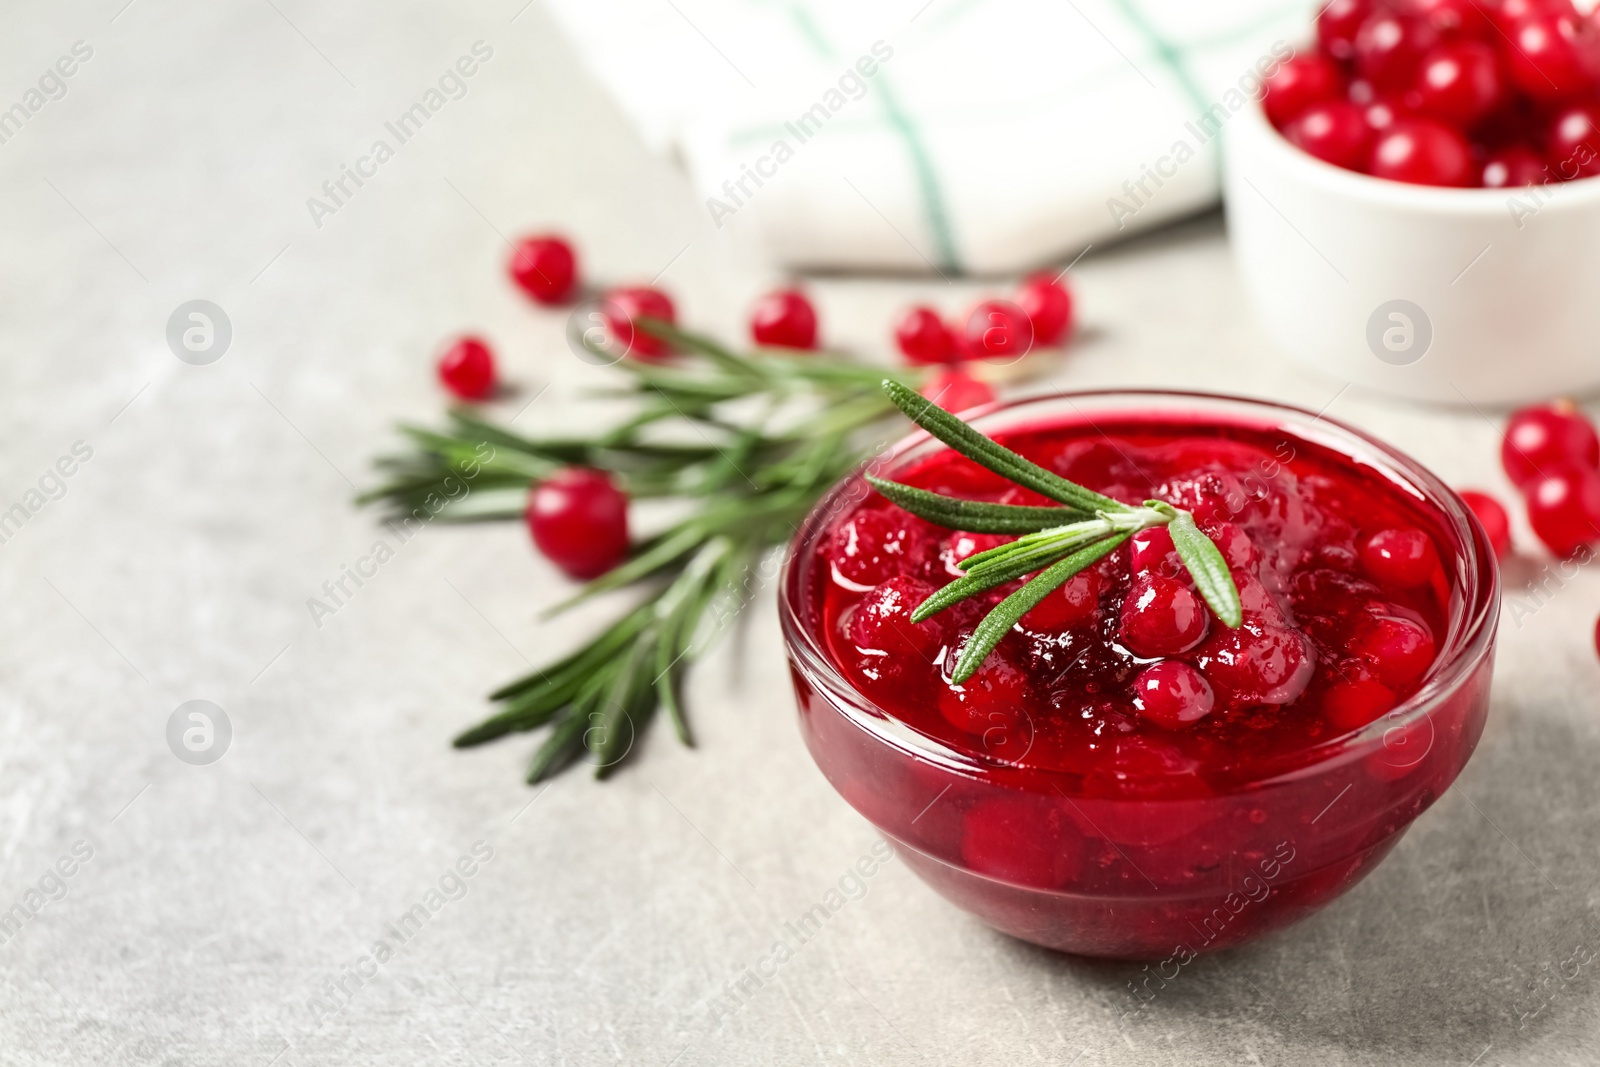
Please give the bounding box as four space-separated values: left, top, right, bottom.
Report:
780 392 1498 959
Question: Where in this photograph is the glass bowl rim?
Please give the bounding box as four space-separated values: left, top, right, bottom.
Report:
777 386 1501 790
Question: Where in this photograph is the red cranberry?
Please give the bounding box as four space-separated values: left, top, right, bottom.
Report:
1119 574 1209 657
1403 0 1493 38
527 468 629 579
1319 0 1377 61
1021 570 1102 631
943 531 1012 576
1286 100 1373 168
963 300 1034 360
1361 96 1404 133
1527 466 1600 557
1368 117 1473 185
938 655 1028 735
1324 663 1398 730
508 235 578 305
1355 13 1439 91
849 576 944 663
1546 104 1600 177
1459 489 1512 560
1129 525 1181 577
1263 55 1343 128
830 510 920 588
895 306 957 365
960 797 1080 888
1132 661 1216 729
1501 400 1600 487
436 336 496 401
1352 614 1436 689
1503 12 1600 102
601 286 675 360
1198 622 1315 705
1232 569 1288 625
1015 273 1074 347
1360 527 1439 588
1410 41 1504 124
749 289 818 349
922 368 995 412
1481 145 1548 187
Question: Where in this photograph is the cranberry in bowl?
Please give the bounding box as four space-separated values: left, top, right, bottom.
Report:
779 390 1499 960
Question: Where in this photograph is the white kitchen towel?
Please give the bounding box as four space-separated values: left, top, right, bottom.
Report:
542 0 1313 274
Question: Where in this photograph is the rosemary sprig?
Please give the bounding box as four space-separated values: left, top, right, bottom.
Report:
361 322 912 782
867 383 1242 683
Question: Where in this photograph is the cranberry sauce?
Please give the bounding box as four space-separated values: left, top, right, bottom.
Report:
809 415 1458 792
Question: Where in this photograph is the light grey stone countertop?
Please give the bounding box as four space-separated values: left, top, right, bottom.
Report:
1 2 1597 1065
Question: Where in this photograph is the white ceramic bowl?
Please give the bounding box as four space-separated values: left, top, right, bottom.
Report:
1226 98 1600 406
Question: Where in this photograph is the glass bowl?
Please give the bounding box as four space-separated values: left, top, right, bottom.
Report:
778 389 1499 960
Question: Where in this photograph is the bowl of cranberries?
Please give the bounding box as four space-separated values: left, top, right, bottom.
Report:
780 389 1500 959
1227 0 1600 404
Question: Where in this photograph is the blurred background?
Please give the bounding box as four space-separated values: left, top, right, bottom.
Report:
3 1 1600 1064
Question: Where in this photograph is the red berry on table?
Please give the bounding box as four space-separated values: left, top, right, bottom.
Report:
1119 573 1209 658
1501 400 1600 488
508 235 578 305
1286 100 1373 169
1545 104 1600 178
922 368 995 412
1263 54 1342 128
1459 489 1512 560
601 286 675 360
1355 13 1439 92
1503 12 1600 102
849 576 944 662
1360 527 1439 588
1410 41 1504 125
1132 661 1216 729
527 468 629 580
1368 117 1473 185
894 306 957 365
1014 272 1074 347
1481 145 1548 187
1021 570 1102 632
1527 467 1600 557
830 510 920 588
1318 0 1377 61
436 336 496 401
963 300 1034 360
749 288 818 350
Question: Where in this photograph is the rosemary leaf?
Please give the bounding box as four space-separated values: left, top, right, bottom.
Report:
1168 509 1243 628
950 532 1132 684
864 475 1086 533
881 379 1127 514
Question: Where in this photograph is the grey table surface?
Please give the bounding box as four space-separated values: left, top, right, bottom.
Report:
3 2 1599 1065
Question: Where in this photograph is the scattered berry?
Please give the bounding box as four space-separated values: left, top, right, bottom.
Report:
894 306 957 365
601 286 676 360
1501 400 1600 488
1015 273 1074 347
749 289 818 350
1527 466 1600 557
527 468 629 579
1132 661 1216 729
436 336 496 401
508 235 578 305
1458 489 1512 560
963 300 1034 360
